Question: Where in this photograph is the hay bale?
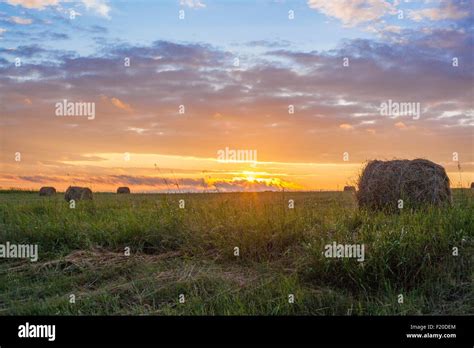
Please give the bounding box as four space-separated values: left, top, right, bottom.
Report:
343 186 356 192
39 187 56 196
357 159 451 211
65 186 93 202
117 187 131 194
471 182 474 189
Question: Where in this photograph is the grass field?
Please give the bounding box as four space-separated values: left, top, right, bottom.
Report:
0 190 473 315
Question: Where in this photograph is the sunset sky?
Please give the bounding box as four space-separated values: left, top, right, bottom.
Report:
0 0 473 192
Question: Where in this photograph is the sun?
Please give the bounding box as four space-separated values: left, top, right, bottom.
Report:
245 174 256 182
240 171 261 182
204 170 302 190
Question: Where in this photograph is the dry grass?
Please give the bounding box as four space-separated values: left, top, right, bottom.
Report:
357 159 451 211
65 186 93 202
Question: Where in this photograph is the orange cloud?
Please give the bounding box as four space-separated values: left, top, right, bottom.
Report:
308 0 396 27
395 121 406 129
339 123 353 130
111 97 132 111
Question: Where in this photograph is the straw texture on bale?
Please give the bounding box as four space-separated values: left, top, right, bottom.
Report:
64 186 93 202
357 159 451 211
39 187 56 196
117 187 131 194
343 186 356 192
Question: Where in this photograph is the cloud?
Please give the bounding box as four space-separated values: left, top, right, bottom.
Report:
394 121 406 129
17 175 56 183
81 0 111 18
110 97 133 112
339 123 354 130
307 0 470 29
1 1 473 190
0 25 472 169
110 40 231 69
365 23 403 38
6 0 59 10
307 0 396 27
394 121 417 131
179 0 206 9
245 40 291 48
2 174 294 192
6 0 111 18
408 1 469 22
127 127 146 134
366 128 376 134
10 16 33 25
213 179 286 192
0 44 48 57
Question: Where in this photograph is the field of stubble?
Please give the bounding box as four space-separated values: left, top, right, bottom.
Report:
0 190 472 315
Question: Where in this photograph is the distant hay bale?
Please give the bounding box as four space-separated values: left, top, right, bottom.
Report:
357 159 451 211
343 186 356 192
39 187 56 196
117 187 130 194
64 186 93 202
471 182 474 189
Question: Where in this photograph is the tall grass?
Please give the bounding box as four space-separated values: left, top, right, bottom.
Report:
0 190 472 315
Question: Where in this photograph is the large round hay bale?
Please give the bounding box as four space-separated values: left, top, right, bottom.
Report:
357 159 451 211
343 186 356 192
39 187 56 196
117 187 130 194
65 186 93 202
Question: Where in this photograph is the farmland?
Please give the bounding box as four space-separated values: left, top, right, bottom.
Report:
0 190 472 315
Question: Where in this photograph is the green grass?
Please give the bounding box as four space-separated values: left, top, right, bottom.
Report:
0 190 472 315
